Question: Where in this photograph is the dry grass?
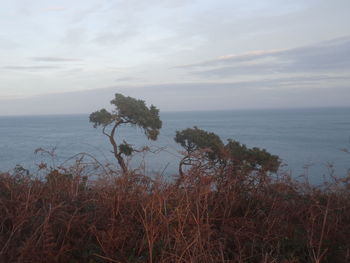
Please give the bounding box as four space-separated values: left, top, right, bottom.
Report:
0 162 349 262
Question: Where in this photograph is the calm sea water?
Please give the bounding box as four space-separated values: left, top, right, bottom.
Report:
0 108 349 183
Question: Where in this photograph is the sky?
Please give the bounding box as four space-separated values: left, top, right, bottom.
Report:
0 0 350 115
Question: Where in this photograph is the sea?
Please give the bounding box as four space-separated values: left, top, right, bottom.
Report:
0 107 349 184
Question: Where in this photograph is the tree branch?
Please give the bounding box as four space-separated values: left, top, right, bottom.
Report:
102 126 110 138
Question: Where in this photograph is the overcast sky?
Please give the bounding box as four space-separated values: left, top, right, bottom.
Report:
0 0 349 115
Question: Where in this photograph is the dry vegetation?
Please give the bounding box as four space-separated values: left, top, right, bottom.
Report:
0 154 349 263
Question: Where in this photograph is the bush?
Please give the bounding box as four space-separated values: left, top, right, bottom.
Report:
0 165 349 262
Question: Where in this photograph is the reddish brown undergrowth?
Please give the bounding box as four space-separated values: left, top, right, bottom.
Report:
0 165 349 262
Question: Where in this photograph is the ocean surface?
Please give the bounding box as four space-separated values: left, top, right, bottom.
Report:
0 108 349 183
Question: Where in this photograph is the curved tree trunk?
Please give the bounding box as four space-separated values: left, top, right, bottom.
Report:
109 136 128 174
176 155 190 187
179 157 185 178
115 151 128 174
107 123 128 174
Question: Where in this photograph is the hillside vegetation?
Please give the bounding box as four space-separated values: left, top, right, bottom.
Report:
0 162 349 262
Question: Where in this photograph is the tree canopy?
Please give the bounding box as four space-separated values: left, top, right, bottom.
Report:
174 126 280 177
225 139 280 173
174 127 224 176
89 93 162 173
175 126 224 160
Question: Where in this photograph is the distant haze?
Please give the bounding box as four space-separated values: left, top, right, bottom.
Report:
0 0 350 115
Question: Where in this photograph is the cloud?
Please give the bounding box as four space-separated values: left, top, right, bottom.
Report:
175 49 284 69
93 30 138 46
2 65 63 71
31 57 82 62
41 6 67 12
0 36 21 49
70 3 106 24
135 75 350 93
115 0 194 11
62 27 87 46
1 79 349 116
178 36 350 78
115 77 141 82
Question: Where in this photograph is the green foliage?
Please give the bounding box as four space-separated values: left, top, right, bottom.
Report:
175 127 280 174
175 126 224 160
110 93 162 140
119 142 134 156
89 93 162 173
89 109 113 128
249 146 280 172
90 93 162 141
225 139 281 173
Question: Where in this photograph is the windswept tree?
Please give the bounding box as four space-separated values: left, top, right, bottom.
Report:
175 127 280 177
89 93 162 174
225 139 280 174
174 126 224 176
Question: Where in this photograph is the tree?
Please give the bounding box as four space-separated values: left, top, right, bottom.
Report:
225 139 280 173
174 127 280 177
174 126 224 176
89 93 162 174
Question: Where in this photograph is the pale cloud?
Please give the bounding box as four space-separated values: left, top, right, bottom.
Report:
62 27 88 46
2 65 63 71
41 6 67 12
31 57 82 62
115 77 141 82
1 80 349 116
0 36 21 49
175 49 285 69
114 0 194 11
70 2 107 24
93 30 139 46
181 36 350 78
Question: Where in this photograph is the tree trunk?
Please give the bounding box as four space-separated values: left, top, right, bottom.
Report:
179 157 185 178
115 152 128 174
176 156 188 187
108 123 128 174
